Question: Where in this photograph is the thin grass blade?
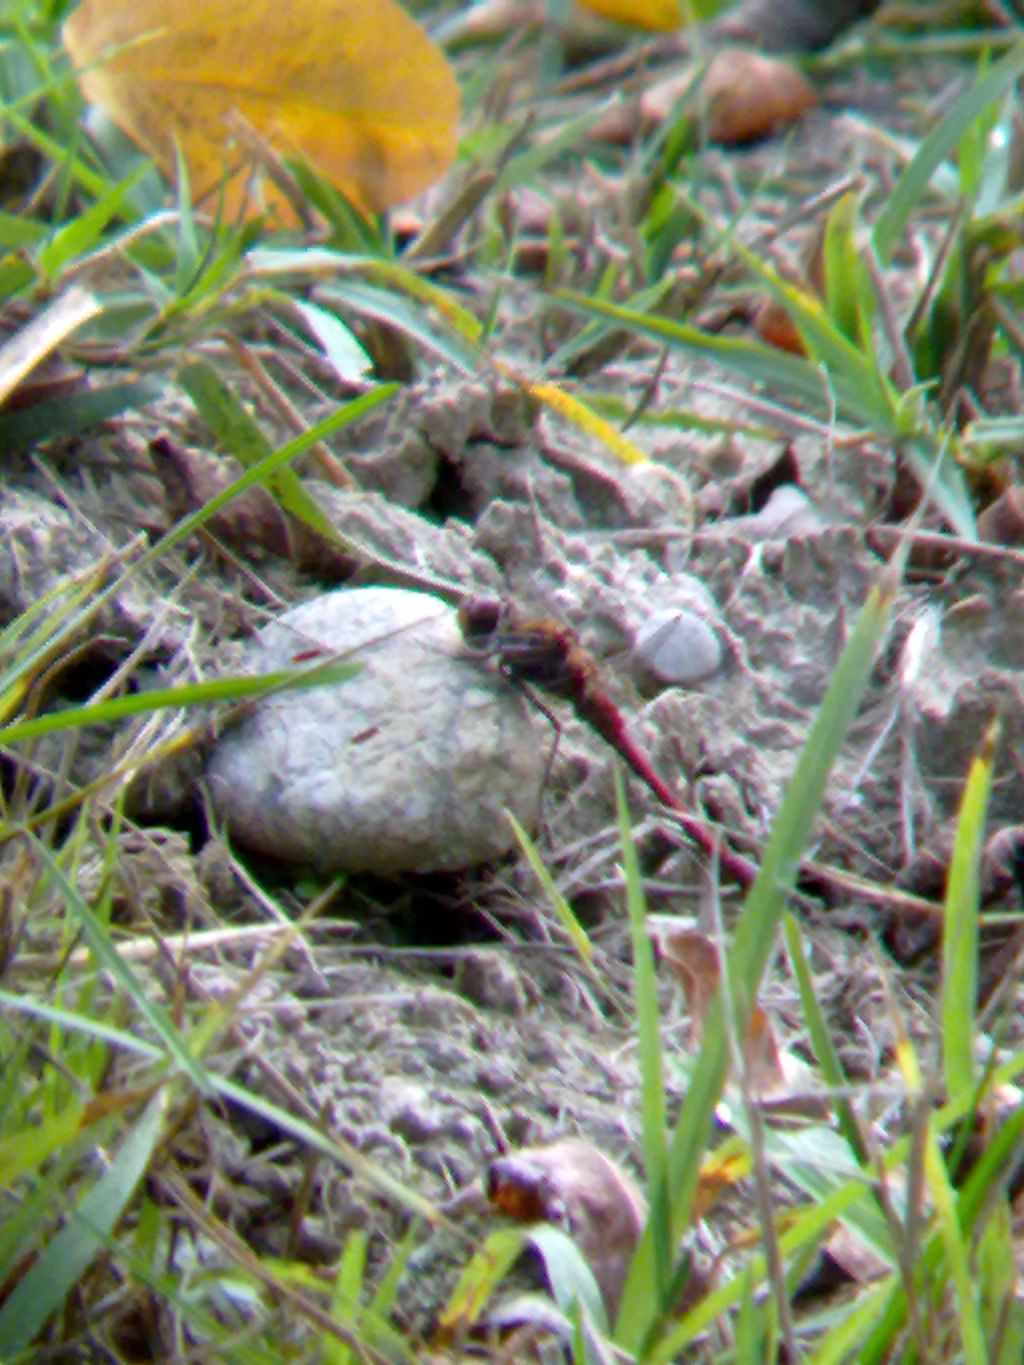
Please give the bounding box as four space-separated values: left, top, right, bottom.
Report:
783 913 864 1162
0 660 361 745
616 554 903 1352
0 1089 167 1357
942 717 999 1099
25 833 211 1092
616 771 671 1307
874 43 1024 265
507 813 594 962
924 1125 987 1365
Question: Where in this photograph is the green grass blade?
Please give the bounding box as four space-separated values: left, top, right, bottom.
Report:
316 280 480 373
901 433 976 540
734 1267 767 1365
783 913 865 1162
0 378 162 456
36 164 151 280
0 1156 82 1300
0 552 125 721
557 291 974 538
324 1229 369 1365
179 357 276 464
942 717 998 1099
805 1278 900 1365
0 989 442 1223
170 141 201 295
0 660 361 745
616 771 670 1307
179 358 341 542
556 292 842 417
140 383 397 568
823 191 868 346
24 834 210 1092
435 1226 531 1337
957 1086 1024 1229
0 1089 166 1358
873 42 1024 265
0 211 46 250
924 1126 987 1365
529 1224 608 1332
651 1177 881 1361
729 239 899 428
367 1220 424 1321
976 1201 1024 1362
616 555 903 1352
0 1102 87 1188
246 248 485 344
507 813 594 962
496 105 613 192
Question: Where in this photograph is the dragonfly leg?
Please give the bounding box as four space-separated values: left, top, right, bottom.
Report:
508 673 563 833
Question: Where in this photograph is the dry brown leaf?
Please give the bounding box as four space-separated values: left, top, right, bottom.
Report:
744 1001 789 1100
656 924 825 1116
593 48 815 147
751 294 808 354
657 925 720 1049
978 485 1024 546
486 1135 735 1314
659 925 787 1095
589 46 813 146
487 1137 646 1316
63 0 460 219
703 47 817 144
751 227 826 355
589 69 691 144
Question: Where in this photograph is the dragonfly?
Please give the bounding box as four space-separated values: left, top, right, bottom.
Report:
457 596 759 888
276 591 939 913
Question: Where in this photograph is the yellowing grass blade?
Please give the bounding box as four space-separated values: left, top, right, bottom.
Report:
524 378 652 466
942 716 1000 1099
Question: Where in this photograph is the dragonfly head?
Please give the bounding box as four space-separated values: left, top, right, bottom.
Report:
457 596 507 648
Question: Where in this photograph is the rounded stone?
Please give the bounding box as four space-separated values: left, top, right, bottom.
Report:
632 607 723 685
207 588 547 874
738 485 825 540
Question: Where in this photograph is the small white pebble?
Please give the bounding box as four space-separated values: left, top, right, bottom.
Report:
738 486 825 540
633 608 723 685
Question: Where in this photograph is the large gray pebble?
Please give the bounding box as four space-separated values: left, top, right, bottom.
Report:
207 588 547 874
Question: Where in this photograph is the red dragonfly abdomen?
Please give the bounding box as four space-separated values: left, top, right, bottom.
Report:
458 595 759 887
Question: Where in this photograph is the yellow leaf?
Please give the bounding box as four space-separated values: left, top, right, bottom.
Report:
62 0 460 220
577 0 682 31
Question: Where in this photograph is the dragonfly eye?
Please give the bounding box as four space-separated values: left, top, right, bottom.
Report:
458 596 506 644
